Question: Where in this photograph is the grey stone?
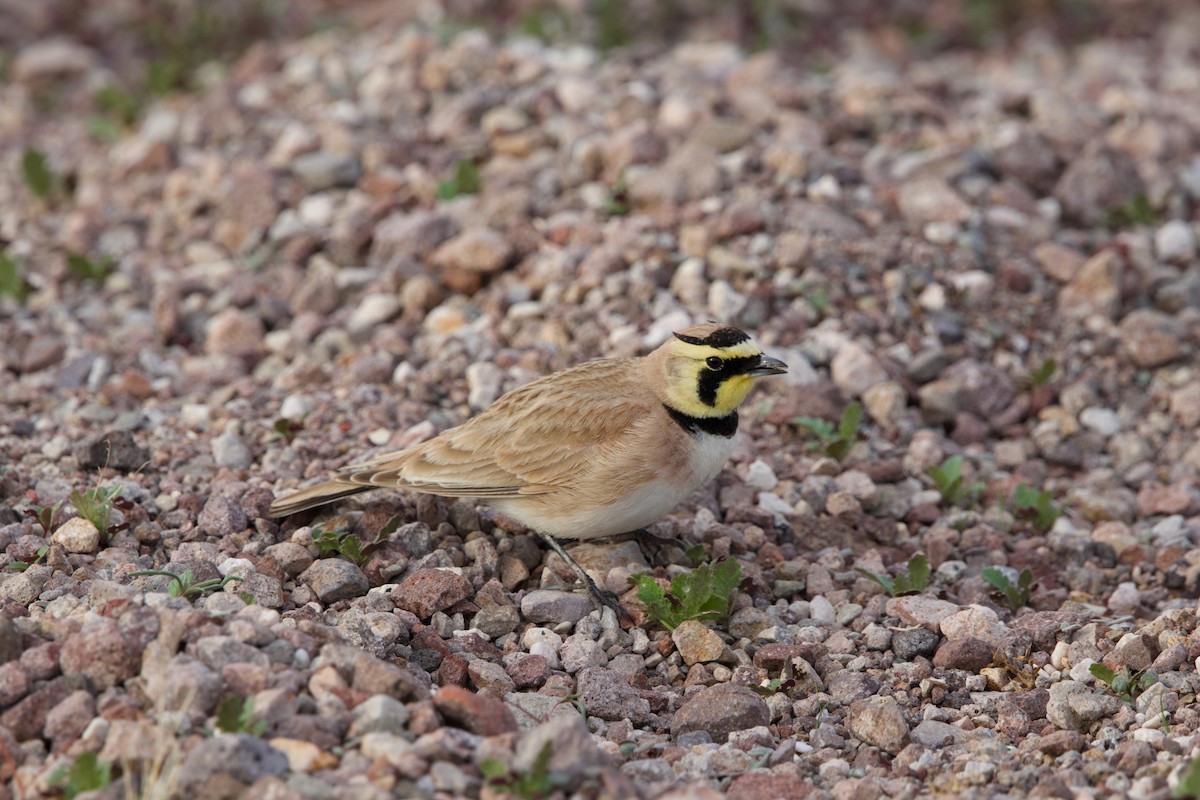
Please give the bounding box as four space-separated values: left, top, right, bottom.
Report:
300 559 369 604
347 694 411 738
847 696 909 753
176 734 288 795
577 667 652 723
520 589 593 624
671 683 770 744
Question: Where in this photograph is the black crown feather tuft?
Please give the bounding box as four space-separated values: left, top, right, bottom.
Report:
673 327 751 348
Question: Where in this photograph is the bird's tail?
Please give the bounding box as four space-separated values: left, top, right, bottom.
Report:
268 480 371 517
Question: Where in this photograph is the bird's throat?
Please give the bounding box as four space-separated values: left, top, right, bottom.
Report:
664 405 738 438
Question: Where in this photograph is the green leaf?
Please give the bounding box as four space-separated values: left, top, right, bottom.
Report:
855 567 895 596
1089 662 1117 685
479 758 508 780
793 416 835 442
437 160 481 201
838 402 862 442
1027 358 1057 386
1173 754 1200 799
1017 568 1034 590
21 148 57 201
896 553 929 593
0 253 33 304
50 752 112 798
981 567 1009 592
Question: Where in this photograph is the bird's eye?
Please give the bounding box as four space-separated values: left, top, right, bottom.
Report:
705 356 724 370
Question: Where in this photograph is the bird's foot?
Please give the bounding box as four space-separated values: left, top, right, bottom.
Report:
536 532 634 625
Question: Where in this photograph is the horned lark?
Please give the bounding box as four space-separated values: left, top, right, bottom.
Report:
270 322 787 616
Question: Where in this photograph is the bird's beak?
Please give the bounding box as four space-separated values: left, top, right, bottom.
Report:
748 355 788 376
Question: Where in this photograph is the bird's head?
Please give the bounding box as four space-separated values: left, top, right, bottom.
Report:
652 323 787 418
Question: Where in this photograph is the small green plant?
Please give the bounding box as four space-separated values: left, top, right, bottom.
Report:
0 252 33 304
480 741 561 800
630 558 741 631
69 484 129 542
602 172 630 216
593 0 630 49
1174 753 1200 799
49 752 113 799
24 499 61 535
437 159 481 201
926 455 984 508
752 656 796 698
794 402 862 462
270 417 302 444
1022 358 1057 388
856 553 930 597
7 544 49 573
21 148 62 203
215 695 266 736
130 568 243 598
1010 484 1062 532
1090 663 1159 703
311 526 385 568
982 566 1035 613
1105 193 1159 229
66 252 116 283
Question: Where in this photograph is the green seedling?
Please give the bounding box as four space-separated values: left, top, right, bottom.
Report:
311 525 385 568
1010 483 1062 532
130 568 242 598
437 159 481 201
1022 358 1057 388
1090 663 1159 703
66 252 116 283
21 148 62 203
794 402 862 462
752 656 796 698
856 552 930 597
630 557 741 631
270 417 302 443
7 545 49 573
69 484 131 543
49 752 113 799
1105 193 1159 229
215 695 266 736
0 253 33 304
1174 753 1200 799
24 499 61 535
926 455 984 508
480 741 562 800
602 172 630 216
982 566 1035 613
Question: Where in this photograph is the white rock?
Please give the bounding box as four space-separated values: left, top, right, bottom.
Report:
279 395 314 422
1154 219 1195 262
348 293 400 333
466 362 504 409
1080 406 1122 436
1107 581 1140 614
213 424 253 469
218 558 255 577
743 459 778 491
707 280 747 322
52 517 101 554
831 342 889 398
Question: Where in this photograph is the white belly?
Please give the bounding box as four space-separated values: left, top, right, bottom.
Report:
495 432 735 539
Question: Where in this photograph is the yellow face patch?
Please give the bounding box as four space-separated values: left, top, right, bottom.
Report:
662 338 769 418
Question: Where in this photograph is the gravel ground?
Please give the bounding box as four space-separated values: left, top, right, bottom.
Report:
1 2 1200 798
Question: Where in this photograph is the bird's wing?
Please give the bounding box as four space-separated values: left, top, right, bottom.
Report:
337 361 650 499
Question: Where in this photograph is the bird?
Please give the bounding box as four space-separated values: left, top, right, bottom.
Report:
269 322 787 618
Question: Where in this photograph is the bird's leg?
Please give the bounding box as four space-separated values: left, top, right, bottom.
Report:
536 532 634 624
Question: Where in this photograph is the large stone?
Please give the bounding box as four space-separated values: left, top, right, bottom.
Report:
670 683 769 744
847 696 909 753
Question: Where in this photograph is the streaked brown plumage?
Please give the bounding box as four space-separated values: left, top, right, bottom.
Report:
269 322 786 614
